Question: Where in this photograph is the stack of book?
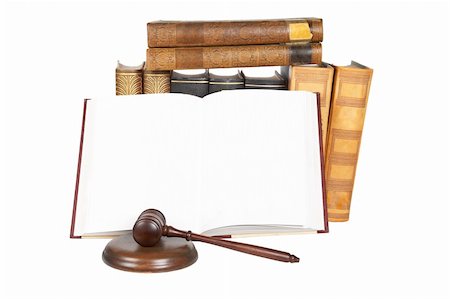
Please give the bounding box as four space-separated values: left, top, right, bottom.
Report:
115 18 373 222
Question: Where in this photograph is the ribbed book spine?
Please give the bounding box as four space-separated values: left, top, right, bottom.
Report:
143 71 171 94
288 64 334 154
146 43 321 71
325 63 373 222
147 18 323 48
115 62 144 95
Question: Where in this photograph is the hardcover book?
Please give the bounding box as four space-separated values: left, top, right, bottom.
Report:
115 61 144 95
146 43 322 71
325 62 373 222
170 70 209 97
143 70 171 94
242 69 287 90
285 63 334 153
70 90 328 238
208 70 244 94
147 18 323 48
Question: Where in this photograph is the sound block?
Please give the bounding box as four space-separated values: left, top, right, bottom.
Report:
102 233 198 272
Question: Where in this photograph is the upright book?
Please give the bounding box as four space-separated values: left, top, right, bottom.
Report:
286 63 334 153
115 62 144 95
325 62 373 222
147 18 323 48
143 70 171 94
70 90 328 238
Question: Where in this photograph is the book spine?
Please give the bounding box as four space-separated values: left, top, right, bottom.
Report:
116 70 143 95
146 43 321 71
288 65 334 154
147 19 322 47
143 71 171 94
325 65 373 222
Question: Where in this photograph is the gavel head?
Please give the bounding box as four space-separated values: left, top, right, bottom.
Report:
132 209 166 247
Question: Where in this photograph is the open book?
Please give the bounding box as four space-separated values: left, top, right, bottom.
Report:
70 89 327 238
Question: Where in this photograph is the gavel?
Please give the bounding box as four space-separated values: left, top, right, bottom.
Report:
133 209 299 263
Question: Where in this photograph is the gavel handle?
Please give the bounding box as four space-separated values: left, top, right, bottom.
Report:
164 226 299 263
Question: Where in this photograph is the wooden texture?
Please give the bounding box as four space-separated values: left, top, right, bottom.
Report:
147 18 322 48
133 209 299 263
102 233 198 272
115 62 144 95
143 71 171 94
146 43 321 71
325 62 373 222
288 64 334 154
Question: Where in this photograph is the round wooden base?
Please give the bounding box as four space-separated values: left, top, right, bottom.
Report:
102 233 198 272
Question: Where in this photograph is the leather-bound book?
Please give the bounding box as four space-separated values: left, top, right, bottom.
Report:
286 63 334 153
208 71 244 94
325 62 373 222
115 62 144 95
143 70 171 94
146 43 322 71
147 18 322 47
242 70 287 90
170 70 209 97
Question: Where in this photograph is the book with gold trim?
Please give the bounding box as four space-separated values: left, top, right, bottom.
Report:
325 61 373 222
143 70 171 94
146 43 322 71
286 63 334 153
115 62 144 95
170 70 209 97
147 18 323 48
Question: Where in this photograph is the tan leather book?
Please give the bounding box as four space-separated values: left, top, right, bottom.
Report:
146 43 322 71
325 62 373 222
143 70 171 94
147 18 322 48
115 62 144 95
287 63 334 153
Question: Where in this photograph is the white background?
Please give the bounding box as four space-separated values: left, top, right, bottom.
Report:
1 0 449 298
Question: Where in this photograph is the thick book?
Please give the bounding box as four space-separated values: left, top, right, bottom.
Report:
115 61 144 95
208 70 244 94
170 70 209 97
147 18 323 48
146 43 322 71
70 90 328 239
285 63 334 154
241 69 287 90
325 62 373 222
143 70 171 94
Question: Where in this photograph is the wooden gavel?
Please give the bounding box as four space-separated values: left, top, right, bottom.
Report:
132 209 299 263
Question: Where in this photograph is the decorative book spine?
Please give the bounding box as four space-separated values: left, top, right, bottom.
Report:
325 62 373 222
147 18 323 47
146 43 322 71
115 62 144 95
143 71 171 94
287 64 334 153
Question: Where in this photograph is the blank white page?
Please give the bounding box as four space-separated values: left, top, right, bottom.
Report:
200 90 324 232
75 94 203 236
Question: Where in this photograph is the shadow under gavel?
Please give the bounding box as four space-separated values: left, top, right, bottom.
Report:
133 209 299 263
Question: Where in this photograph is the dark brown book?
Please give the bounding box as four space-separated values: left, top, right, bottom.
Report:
147 18 322 48
146 43 322 71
